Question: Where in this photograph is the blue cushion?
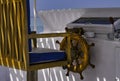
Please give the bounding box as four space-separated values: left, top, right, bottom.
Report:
29 48 67 64
29 48 66 65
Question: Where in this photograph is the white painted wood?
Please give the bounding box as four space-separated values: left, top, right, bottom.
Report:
0 66 10 81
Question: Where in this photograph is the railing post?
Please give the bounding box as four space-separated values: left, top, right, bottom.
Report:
31 31 37 48
27 70 38 81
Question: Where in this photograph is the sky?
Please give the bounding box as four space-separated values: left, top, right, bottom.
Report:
36 0 120 10
29 0 120 31
30 0 120 16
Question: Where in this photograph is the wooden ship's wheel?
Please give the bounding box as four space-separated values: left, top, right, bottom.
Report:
56 28 95 79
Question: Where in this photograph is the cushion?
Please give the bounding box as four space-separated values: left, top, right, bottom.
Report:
29 48 66 65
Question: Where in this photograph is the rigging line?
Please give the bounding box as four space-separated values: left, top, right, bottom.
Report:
34 0 37 31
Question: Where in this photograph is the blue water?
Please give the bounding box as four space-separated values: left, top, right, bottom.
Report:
30 17 43 33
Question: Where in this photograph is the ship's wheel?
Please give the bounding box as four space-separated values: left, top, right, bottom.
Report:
56 28 95 79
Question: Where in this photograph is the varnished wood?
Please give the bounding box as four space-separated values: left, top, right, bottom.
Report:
28 33 70 38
